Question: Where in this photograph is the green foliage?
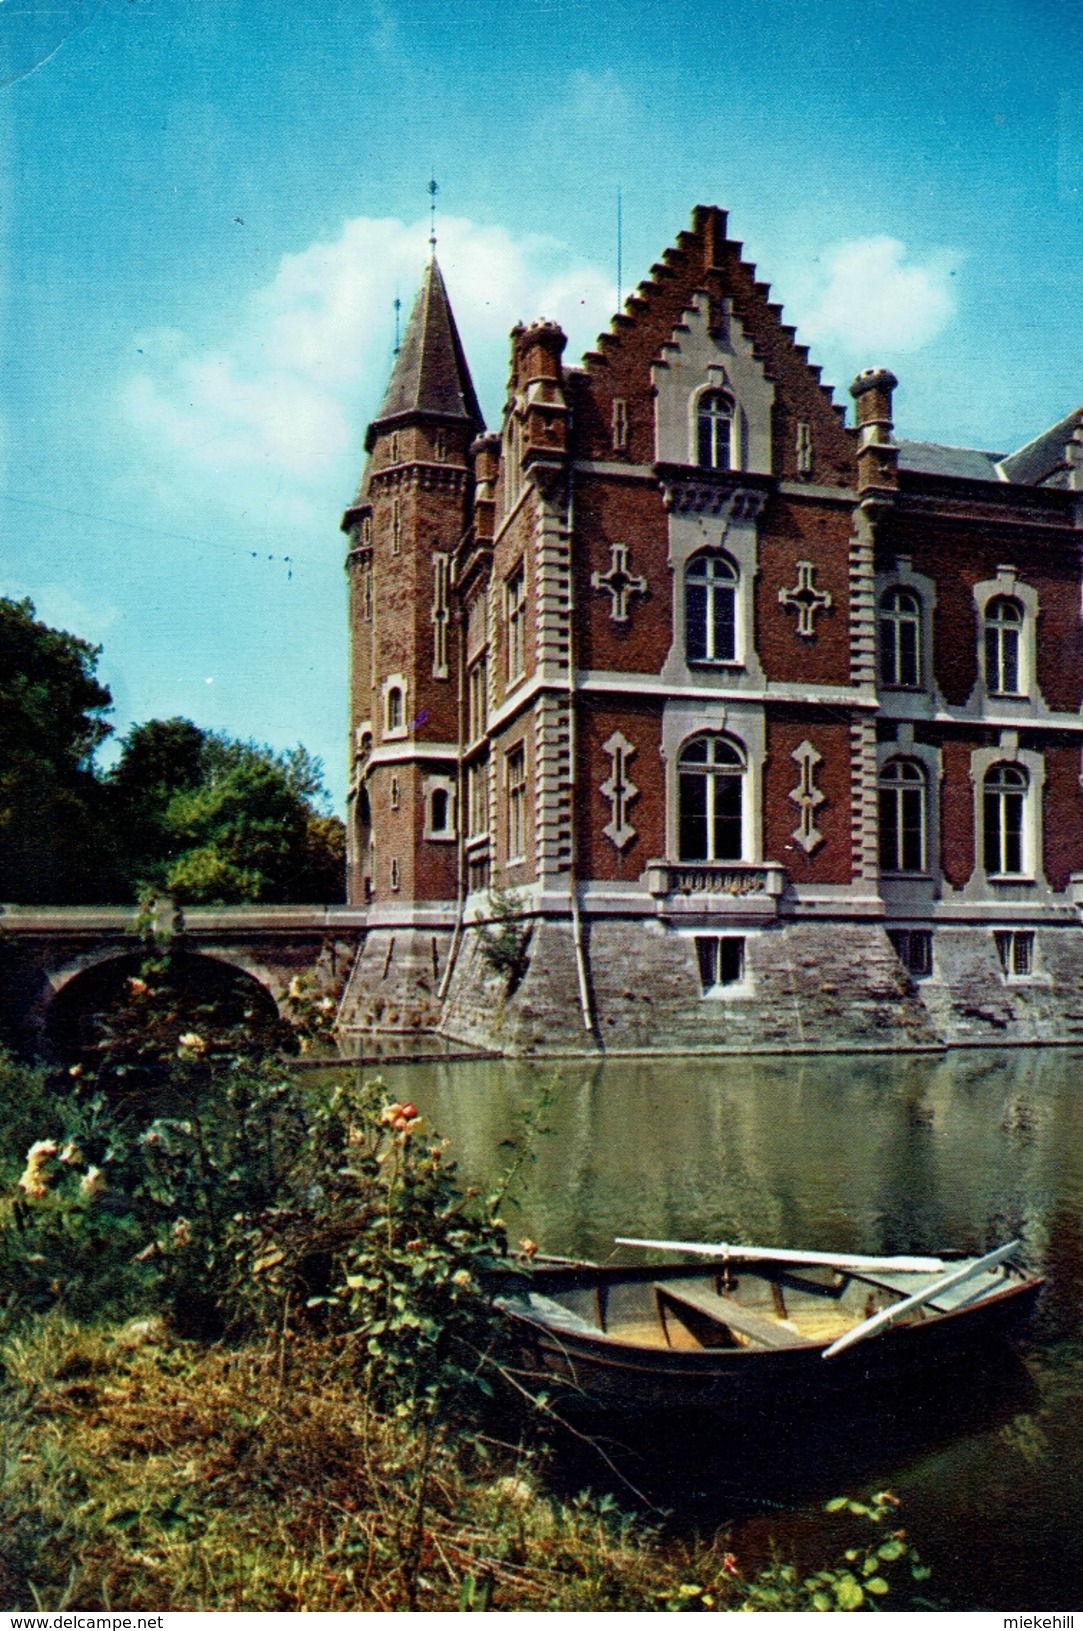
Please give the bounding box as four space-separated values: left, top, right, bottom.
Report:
107 720 345 905
0 597 114 902
655 1492 930 1612
474 888 533 990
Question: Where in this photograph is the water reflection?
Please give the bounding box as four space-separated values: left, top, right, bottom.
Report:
310 1047 1083 1609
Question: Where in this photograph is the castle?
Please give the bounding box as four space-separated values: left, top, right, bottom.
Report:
335 204 1083 1055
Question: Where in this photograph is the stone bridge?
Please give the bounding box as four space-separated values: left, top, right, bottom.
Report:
0 902 367 1054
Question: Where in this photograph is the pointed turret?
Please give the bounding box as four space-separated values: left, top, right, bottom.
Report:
364 258 484 451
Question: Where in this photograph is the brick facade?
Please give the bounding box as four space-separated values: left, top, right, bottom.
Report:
338 207 1083 1054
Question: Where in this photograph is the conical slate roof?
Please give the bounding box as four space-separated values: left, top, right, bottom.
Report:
364 258 484 451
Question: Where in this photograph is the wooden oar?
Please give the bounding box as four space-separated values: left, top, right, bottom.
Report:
614 1237 946 1274
822 1240 1020 1359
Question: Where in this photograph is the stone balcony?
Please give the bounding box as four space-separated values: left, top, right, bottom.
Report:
642 859 788 918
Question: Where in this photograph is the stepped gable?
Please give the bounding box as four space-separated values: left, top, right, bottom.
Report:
571 204 855 485
996 406 1083 489
364 257 484 453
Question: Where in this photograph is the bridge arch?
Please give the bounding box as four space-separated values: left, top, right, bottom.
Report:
43 947 283 1061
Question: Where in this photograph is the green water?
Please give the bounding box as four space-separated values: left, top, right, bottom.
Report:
318 1047 1083 1610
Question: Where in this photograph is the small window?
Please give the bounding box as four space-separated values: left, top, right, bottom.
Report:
879 758 927 873
360 564 373 621
695 935 745 992
983 762 1028 876
386 686 403 733
985 596 1024 696
434 428 447 461
389 432 399 464
468 758 488 837
880 588 923 689
995 929 1034 979
686 551 738 664
468 656 488 740
506 565 527 684
430 787 449 834
697 390 734 470
390 857 400 891
612 397 629 452
889 929 932 978
678 733 745 862
507 745 527 861
360 513 372 548
391 497 402 556
390 774 400 811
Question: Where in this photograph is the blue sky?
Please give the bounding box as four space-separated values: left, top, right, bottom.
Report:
2 0 1081 811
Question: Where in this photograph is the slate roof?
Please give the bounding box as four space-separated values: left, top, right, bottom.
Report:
365 258 484 451
997 407 1083 488
896 440 1005 481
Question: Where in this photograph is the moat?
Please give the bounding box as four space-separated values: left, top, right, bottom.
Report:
315 1045 1083 1610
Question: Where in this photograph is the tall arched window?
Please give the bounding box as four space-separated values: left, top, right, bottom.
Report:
880 587 923 688
697 390 734 470
686 551 738 663
985 597 1024 696
386 685 403 733
678 734 745 861
879 758 926 872
984 762 1028 875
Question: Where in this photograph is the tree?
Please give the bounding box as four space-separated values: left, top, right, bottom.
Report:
0 598 113 902
108 721 345 905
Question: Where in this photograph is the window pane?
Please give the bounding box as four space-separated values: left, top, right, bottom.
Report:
679 771 708 860
1004 790 1023 873
686 581 707 661
900 786 924 870
880 617 899 685
711 585 736 660
712 773 743 861
898 617 919 686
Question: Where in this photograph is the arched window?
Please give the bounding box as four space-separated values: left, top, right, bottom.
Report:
984 762 1028 876
697 390 734 470
678 734 745 861
985 597 1024 696
879 758 926 872
386 686 403 733
686 552 738 663
880 588 922 688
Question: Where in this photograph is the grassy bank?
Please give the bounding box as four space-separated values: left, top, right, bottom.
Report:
0 957 931 1611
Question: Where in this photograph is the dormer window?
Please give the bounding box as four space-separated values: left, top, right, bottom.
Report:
697 390 734 470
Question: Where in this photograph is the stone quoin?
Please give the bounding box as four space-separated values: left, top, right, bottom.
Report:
338 204 1083 1055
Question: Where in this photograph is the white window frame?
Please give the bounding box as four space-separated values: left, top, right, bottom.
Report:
677 732 747 863
685 549 740 665
878 757 928 874
506 563 527 686
506 744 527 864
880 587 924 689
972 567 1039 706
382 674 408 740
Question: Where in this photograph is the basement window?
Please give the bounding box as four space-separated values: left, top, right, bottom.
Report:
695 935 746 994
995 929 1034 979
889 928 932 978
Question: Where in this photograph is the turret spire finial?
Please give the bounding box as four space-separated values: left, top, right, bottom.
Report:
428 176 439 256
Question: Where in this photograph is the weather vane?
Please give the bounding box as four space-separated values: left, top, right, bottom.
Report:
428 176 439 254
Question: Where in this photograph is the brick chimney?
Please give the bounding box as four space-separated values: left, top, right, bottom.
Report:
850 367 899 493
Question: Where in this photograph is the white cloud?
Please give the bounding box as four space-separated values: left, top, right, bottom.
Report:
119 214 616 532
792 236 959 355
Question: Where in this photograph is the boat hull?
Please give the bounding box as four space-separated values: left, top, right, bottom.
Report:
493 1261 1044 1415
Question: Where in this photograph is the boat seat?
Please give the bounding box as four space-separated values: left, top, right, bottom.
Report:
654 1282 796 1349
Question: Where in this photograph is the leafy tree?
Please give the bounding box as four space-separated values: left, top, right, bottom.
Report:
0 598 113 902
108 720 345 904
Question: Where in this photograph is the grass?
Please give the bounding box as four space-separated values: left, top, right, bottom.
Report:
0 1315 773 1612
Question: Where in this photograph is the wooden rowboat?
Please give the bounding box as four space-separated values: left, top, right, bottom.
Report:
491 1240 1044 1414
